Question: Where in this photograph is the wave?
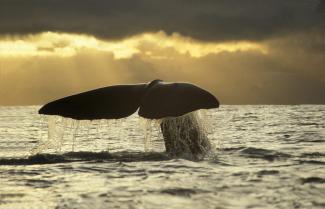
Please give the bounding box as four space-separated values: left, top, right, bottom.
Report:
0 151 170 165
297 160 325 165
300 177 325 184
2 147 323 166
237 147 291 161
300 152 325 158
159 188 209 197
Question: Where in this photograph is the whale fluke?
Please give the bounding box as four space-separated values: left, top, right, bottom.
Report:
39 80 219 120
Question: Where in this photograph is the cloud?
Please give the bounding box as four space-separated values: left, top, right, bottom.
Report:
0 0 323 41
0 31 267 58
1 32 324 105
1 0 324 104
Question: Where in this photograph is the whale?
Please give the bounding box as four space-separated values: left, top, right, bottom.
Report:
39 79 219 157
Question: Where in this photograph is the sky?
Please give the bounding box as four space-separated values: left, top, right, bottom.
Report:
0 0 324 105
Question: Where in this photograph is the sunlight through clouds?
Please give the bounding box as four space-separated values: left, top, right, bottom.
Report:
0 31 268 59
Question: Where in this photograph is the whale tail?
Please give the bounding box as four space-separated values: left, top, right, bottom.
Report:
39 80 219 120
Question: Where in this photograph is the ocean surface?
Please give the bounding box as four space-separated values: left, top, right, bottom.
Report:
0 105 324 209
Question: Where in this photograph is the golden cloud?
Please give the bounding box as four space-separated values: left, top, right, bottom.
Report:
0 31 268 59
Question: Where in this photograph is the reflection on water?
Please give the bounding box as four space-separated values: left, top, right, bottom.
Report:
0 105 325 209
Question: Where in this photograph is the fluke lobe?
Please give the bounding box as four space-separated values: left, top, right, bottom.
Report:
39 79 219 120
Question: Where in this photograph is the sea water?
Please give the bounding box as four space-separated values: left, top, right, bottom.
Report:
0 105 325 209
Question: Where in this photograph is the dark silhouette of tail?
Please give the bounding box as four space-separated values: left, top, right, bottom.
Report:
39 80 219 120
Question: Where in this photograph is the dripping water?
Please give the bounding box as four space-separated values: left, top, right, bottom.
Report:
160 110 214 159
31 110 214 159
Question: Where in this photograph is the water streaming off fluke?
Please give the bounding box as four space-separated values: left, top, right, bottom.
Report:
30 110 213 159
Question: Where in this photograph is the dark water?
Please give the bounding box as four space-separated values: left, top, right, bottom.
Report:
0 105 324 209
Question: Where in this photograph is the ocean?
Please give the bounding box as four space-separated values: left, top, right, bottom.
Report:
0 105 324 209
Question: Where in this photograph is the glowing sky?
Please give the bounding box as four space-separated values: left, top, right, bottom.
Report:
0 0 324 104
0 32 267 58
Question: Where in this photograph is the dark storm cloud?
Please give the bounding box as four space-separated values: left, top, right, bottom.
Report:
0 0 323 41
